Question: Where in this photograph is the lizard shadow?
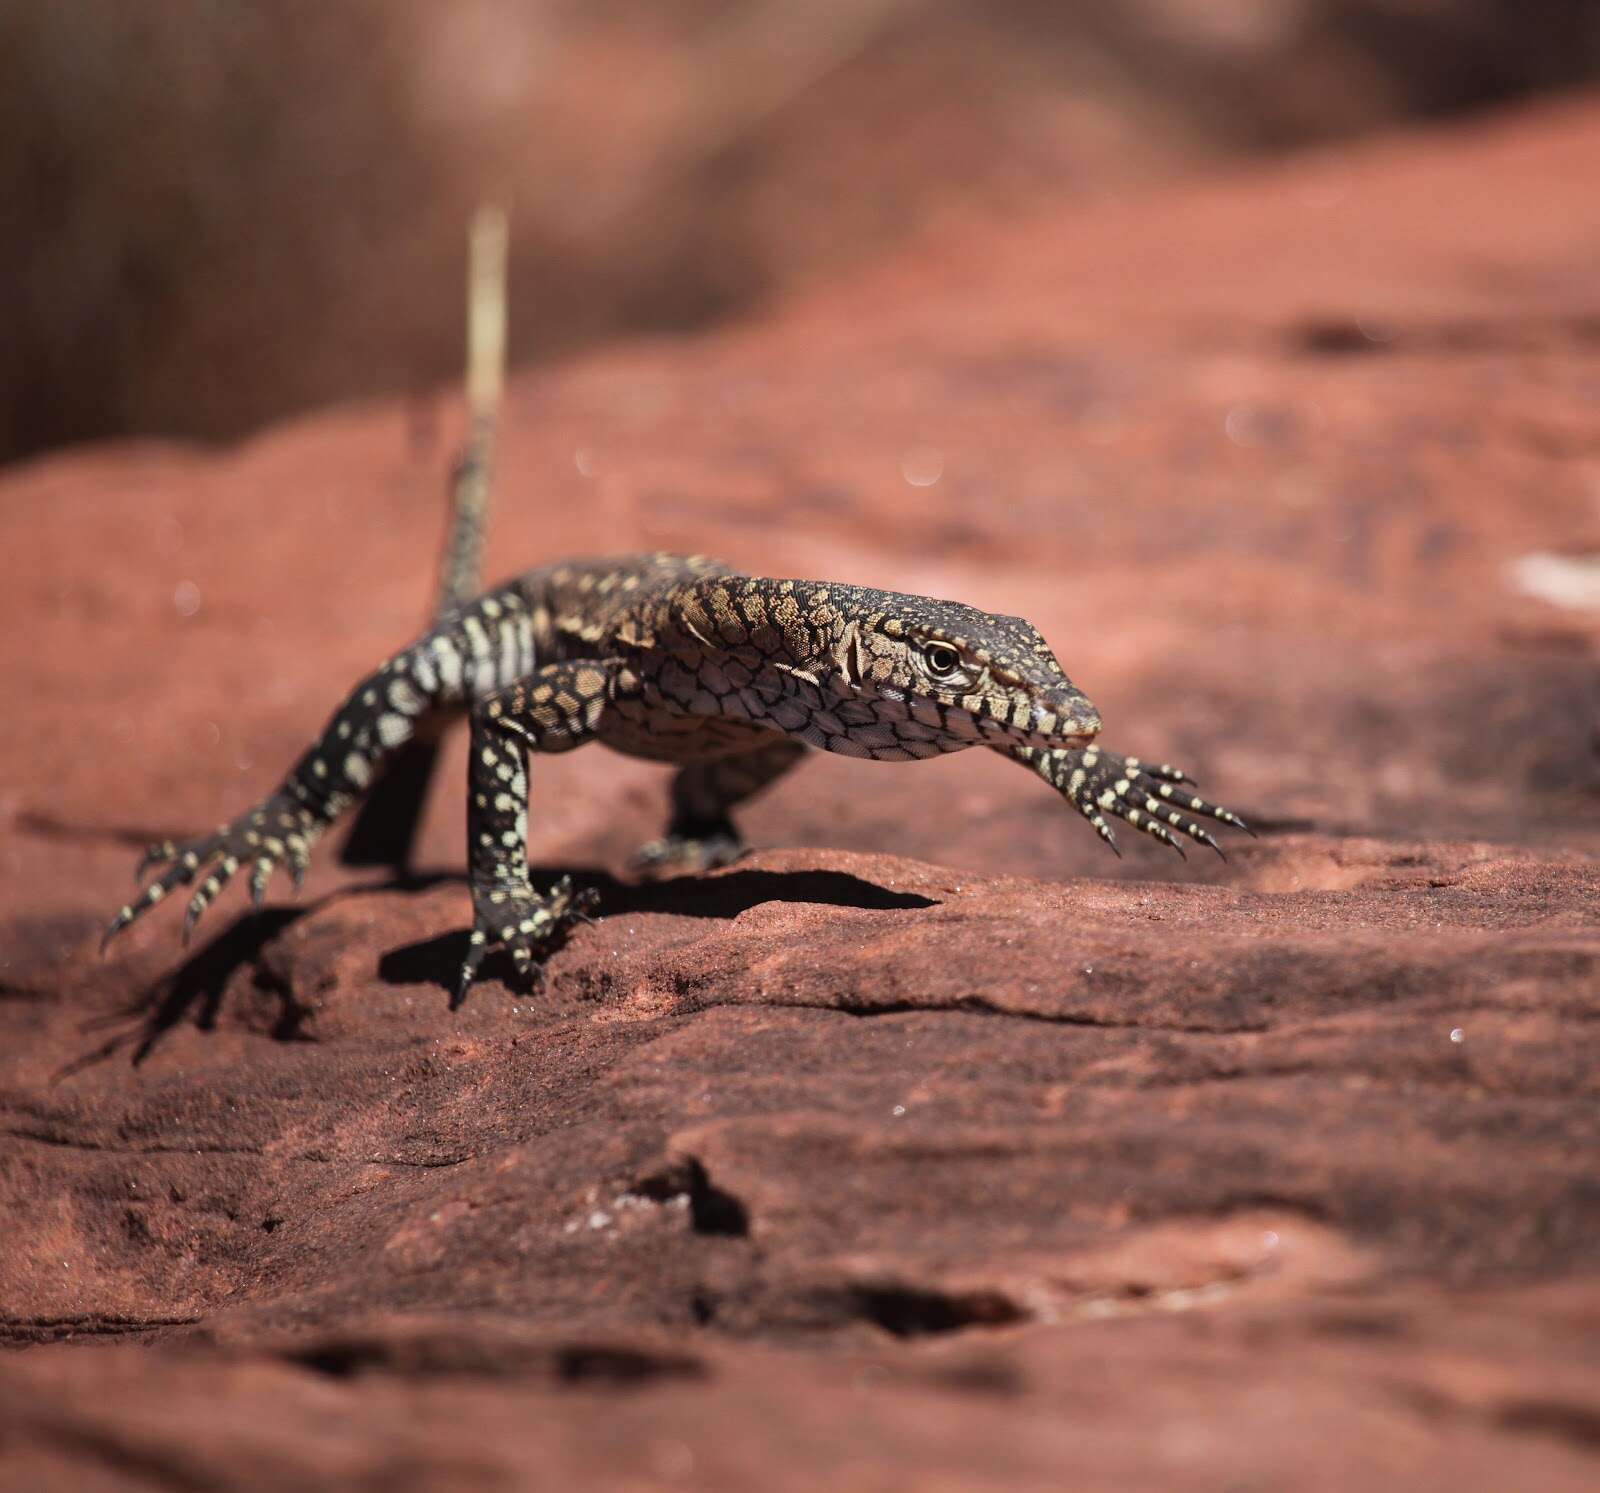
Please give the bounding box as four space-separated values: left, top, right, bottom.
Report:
65 906 313 1075
70 866 936 1066
378 865 939 1004
580 866 938 920
67 873 461 1073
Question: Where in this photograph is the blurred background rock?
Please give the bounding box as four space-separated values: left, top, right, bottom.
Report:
2 0 1597 465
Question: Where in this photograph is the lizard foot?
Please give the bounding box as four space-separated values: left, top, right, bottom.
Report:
103 791 323 951
628 827 746 877
455 875 598 1005
1058 747 1252 859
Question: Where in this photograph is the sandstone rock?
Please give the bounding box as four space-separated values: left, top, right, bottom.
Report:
2 97 1598 1490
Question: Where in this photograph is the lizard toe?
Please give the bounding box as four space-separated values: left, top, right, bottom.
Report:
1052 747 1249 860
103 792 324 955
134 838 182 880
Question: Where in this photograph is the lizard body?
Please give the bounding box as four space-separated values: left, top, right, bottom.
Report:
104 553 1248 1000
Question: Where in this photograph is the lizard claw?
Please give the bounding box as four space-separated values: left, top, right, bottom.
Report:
454 929 498 1007
1055 747 1248 859
1121 757 1193 786
134 839 181 880
454 876 597 1007
101 906 137 954
102 792 321 953
249 856 277 908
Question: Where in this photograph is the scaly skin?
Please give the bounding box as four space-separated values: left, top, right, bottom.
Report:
103 553 1250 1001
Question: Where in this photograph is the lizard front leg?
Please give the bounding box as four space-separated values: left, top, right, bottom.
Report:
1004 743 1251 858
455 659 614 1002
630 737 807 875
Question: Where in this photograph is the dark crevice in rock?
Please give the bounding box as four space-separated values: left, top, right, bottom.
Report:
842 1283 1029 1339
690 1181 750 1237
0 1313 201 1345
689 1289 718 1326
1495 1397 1600 1452
1210 1192 1332 1222
552 1344 708 1387
0 978 51 1001
635 1157 751 1238
288 1342 409 1379
1294 312 1600 358
796 995 1265 1034
285 1333 706 1386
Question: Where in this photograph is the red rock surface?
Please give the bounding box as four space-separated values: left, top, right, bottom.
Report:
3 98 1599 1489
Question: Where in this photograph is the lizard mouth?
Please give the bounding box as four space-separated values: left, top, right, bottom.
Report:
1027 692 1100 746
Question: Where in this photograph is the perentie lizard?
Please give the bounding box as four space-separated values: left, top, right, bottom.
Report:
102 554 1250 1000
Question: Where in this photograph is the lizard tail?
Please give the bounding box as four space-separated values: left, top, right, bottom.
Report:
340 205 509 871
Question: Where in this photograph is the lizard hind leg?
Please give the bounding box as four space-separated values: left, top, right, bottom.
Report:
630 737 806 877
103 587 537 954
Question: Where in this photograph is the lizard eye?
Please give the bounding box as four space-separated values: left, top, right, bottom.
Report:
922 642 961 678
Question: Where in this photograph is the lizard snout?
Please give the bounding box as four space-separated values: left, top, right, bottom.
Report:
1030 687 1100 744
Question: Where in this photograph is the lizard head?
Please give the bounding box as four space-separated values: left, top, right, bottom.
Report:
822 590 1102 756
660 577 1100 760
825 592 1100 752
